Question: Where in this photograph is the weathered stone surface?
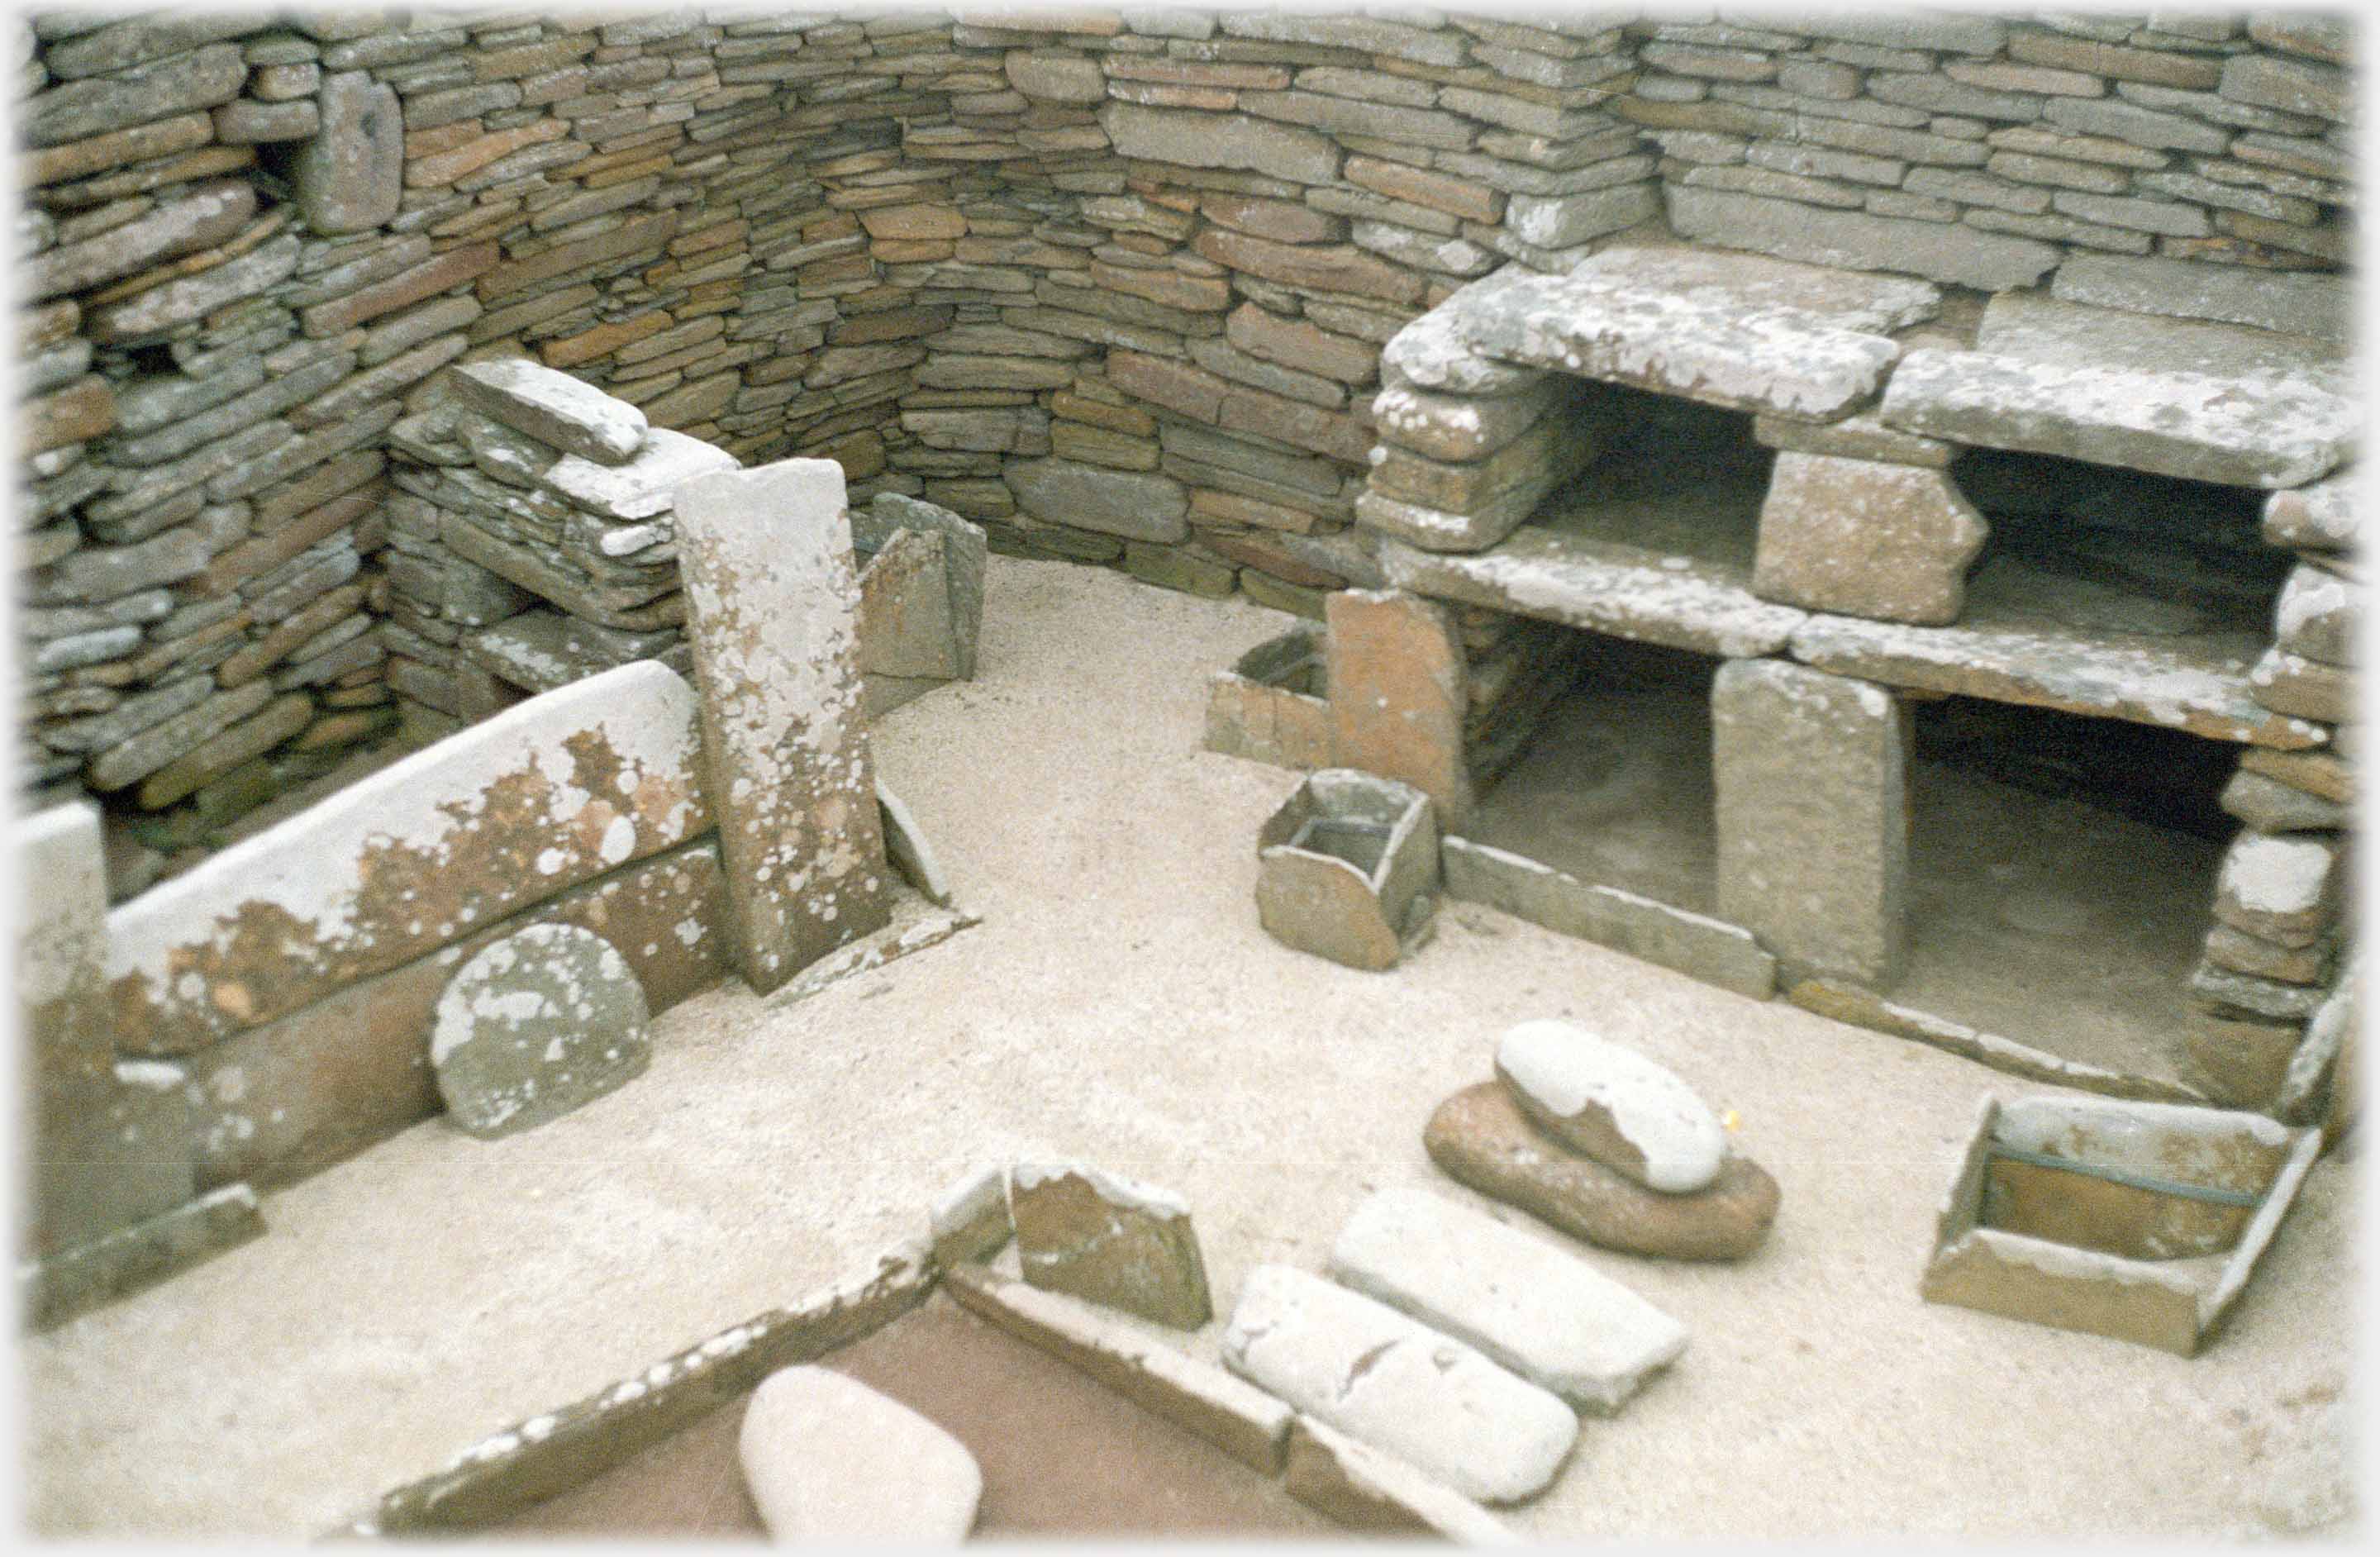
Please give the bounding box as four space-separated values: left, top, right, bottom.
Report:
1330 1187 1687 1414
1751 407 1955 467
1380 274 1550 398
673 459 891 993
430 923 650 1140
1008 457 1189 544
23 40 245 147
1368 398 1606 545
1753 452 1989 625
17 803 195 1261
738 1365 982 1541
1881 293 2354 488
2215 832 2340 947
2221 52 2349 122
943 1264 1293 1474
926 1163 1011 1266
1256 768 1440 972
2274 562 2358 667
291 71 403 235
1281 1417 1519 1544
1007 1160 1212 1330
83 232 302 344
89 680 278 792
1667 185 2062 290
1099 101 1340 183
2220 769 2349 833
134 692 314 810
30 179 258 301
1425 1082 1781 1260
107 663 709 1055
2052 252 2350 345
2249 646 2353 724
1221 1264 1578 1506
1494 1019 1726 1194
25 374 117 455
448 359 648 466
1326 589 1471 823
859 493 987 683
2263 474 2357 552
1712 659 1909 985
1371 379 1565 464
855 527 958 683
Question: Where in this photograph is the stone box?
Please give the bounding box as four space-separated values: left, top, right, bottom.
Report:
1254 769 1438 971
1919 1095 2320 1356
1204 626 1333 771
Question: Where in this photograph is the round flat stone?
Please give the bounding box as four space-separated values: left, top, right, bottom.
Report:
431 923 650 1140
738 1365 983 1541
1494 1019 1726 1194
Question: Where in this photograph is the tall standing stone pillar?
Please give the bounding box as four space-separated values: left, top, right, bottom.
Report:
1711 659 1911 986
673 459 892 993
16 803 193 1260
1326 588 1473 827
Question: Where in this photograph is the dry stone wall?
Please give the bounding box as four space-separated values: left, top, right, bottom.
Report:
12 7 2356 897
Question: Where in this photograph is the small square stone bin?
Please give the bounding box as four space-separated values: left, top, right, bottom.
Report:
1920 1096 2322 1356
1255 769 1437 971
1206 626 1333 771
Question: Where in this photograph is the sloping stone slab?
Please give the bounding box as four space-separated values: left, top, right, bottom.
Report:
1441 836 1777 1000
1878 293 2353 488
539 425 739 521
1009 1160 1213 1330
1426 1083 1780 1261
1330 1188 1687 1415
1221 1264 1578 1506
943 1264 1293 1474
1383 533 1807 661
674 459 892 993
1788 586 2330 750
18 1184 262 1334
1450 246 1935 422
106 661 710 1055
1283 1417 1520 1544
856 526 958 682
738 1365 981 1540
431 923 650 1140
447 359 648 467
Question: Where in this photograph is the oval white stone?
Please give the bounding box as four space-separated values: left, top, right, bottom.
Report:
1494 1019 1726 1194
738 1366 981 1541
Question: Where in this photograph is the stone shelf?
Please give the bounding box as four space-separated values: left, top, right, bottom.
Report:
1790 550 2328 750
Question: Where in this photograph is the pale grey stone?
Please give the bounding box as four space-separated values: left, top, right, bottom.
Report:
2263 474 2357 551
739 1367 981 1541
1712 659 1910 985
293 72 404 236
1329 1188 1688 1414
1753 452 1989 625
2051 252 2349 344
1009 458 1188 544
1495 1019 1727 1193
1221 1264 1578 1506
2274 562 2358 666
431 922 650 1139
1097 102 1340 185
23 40 245 146
1666 186 2062 290
449 359 649 466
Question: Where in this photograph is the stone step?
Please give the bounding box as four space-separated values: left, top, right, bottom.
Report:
1220 1263 1578 1506
1328 1188 1687 1415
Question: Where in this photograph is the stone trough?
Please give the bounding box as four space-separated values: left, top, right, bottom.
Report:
1255 769 1440 972
1920 1095 2322 1356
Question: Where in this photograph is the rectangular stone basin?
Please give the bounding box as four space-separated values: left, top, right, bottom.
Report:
1255 769 1439 972
1921 1095 2320 1356
1205 626 1332 771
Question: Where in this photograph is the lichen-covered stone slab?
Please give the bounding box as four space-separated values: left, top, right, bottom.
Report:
1370 380 1565 464
1007 1160 1213 1329
1379 534 1808 660
2263 473 2356 551
1378 269 1554 398
1753 453 1989 626
17 803 194 1259
2273 563 2358 666
738 1366 981 1541
1712 659 1911 987
1330 1188 1688 1415
1450 245 1937 422
447 359 648 467
1667 186 2062 292
1495 1020 1727 1194
2052 251 2349 345
1222 1264 1578 1506
431 923 650 1140
1879 293 2354 488
1426 1083 1780 1260
538 426 739 521
107 662 710 1055
2214 831 2340 947
673 459 891 993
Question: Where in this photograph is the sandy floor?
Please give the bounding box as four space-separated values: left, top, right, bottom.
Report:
17 556 2362 1540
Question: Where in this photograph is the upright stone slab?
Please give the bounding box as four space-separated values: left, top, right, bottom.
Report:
430 924 651 1140
1711 659 1911 985
1326 588 1472 826
1752 453 1989 626
292 71 402 235
1008 1160 1213 1330
16 804 193 1259
673 459 892 993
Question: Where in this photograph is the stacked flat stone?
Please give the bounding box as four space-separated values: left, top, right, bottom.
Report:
2188 474 2359 1109
1630 12 2352 312
380 359 731 731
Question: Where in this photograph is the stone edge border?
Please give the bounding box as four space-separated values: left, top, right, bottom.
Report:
17 1184 263 1334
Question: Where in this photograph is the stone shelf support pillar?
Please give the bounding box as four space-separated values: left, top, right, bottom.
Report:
1711 658 1911 987
1326 588 1473 828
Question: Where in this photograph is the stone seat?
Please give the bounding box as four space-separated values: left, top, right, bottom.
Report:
1879 291 2354 490
1443 240 1944 423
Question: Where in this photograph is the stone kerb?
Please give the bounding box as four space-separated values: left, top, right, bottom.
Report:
673 458 892 993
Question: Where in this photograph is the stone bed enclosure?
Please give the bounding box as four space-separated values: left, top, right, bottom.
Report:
11 13 2361 1304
